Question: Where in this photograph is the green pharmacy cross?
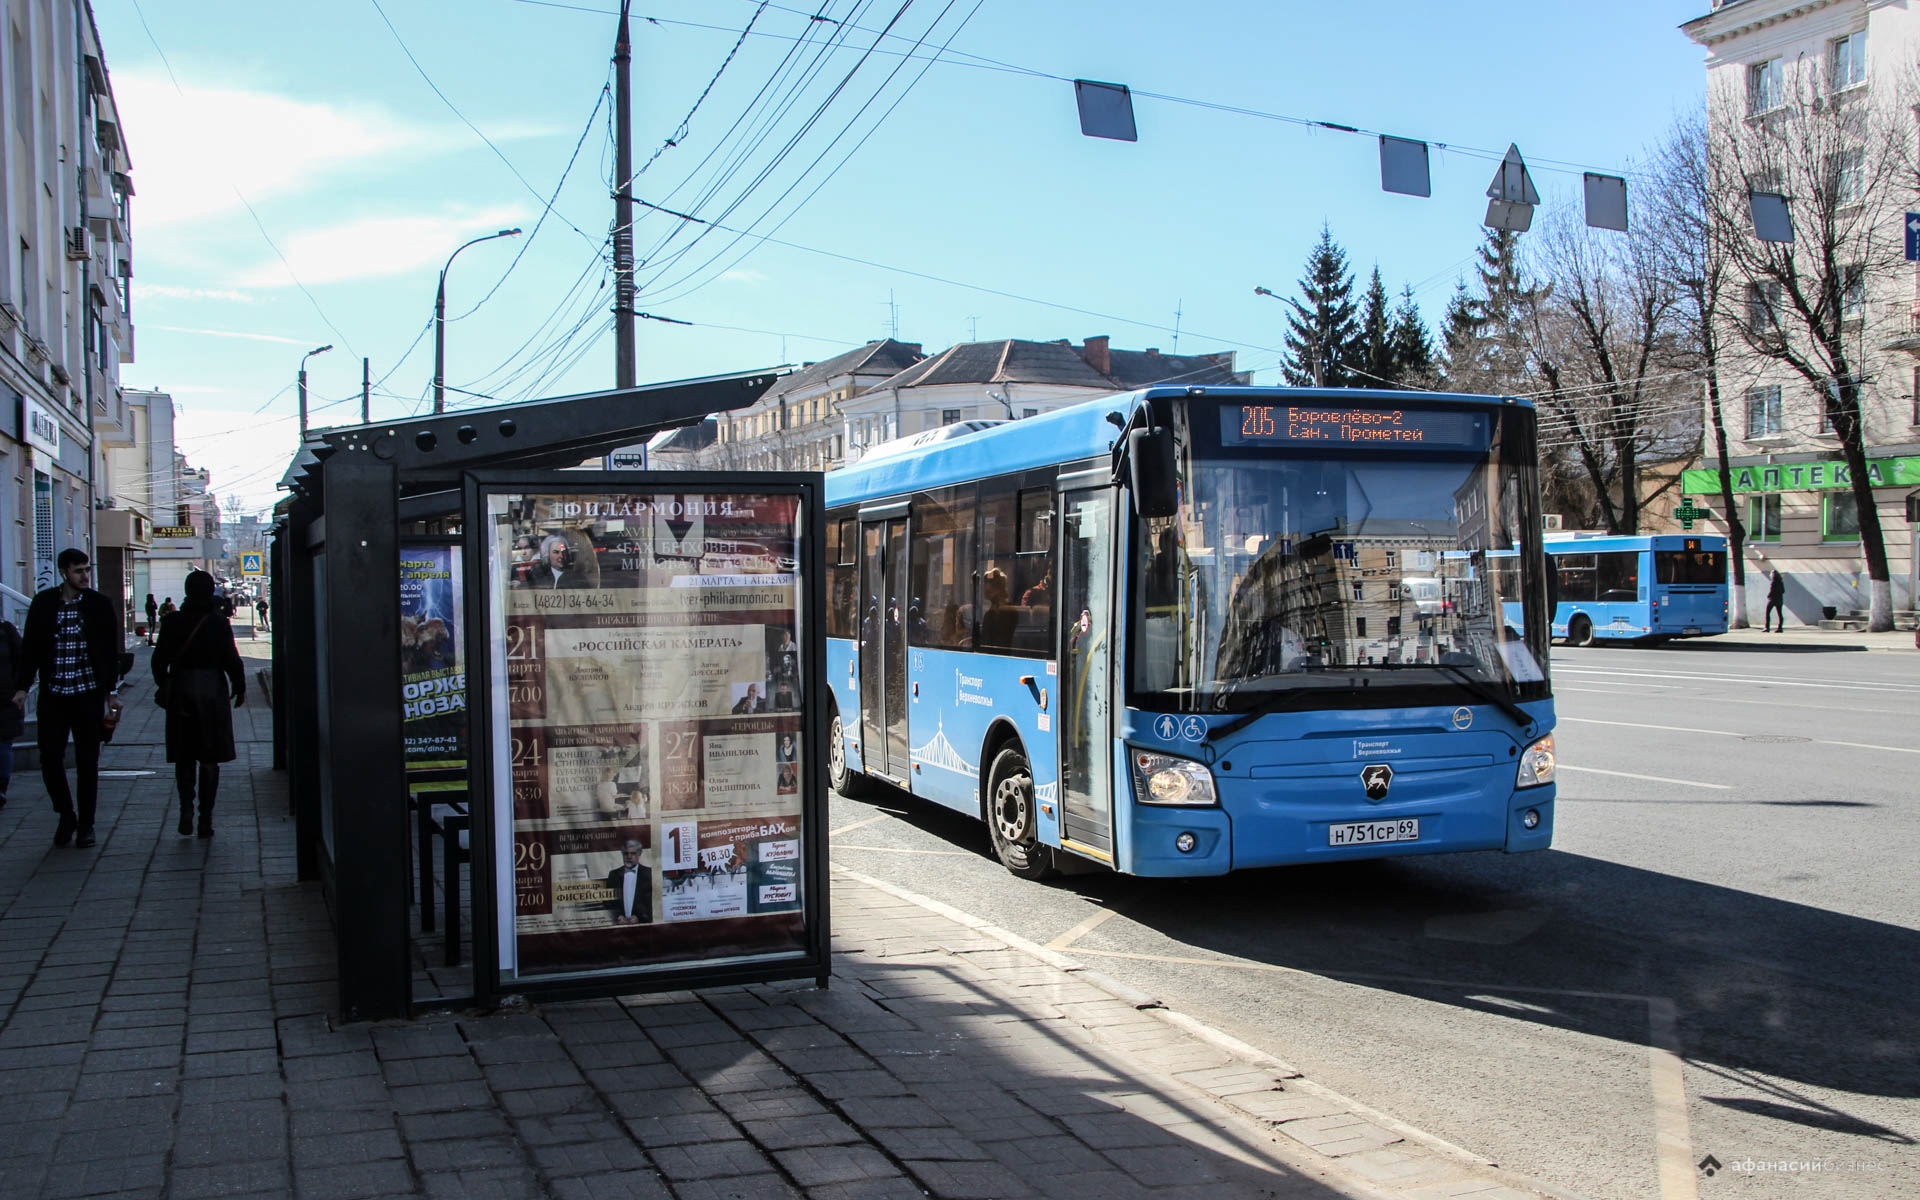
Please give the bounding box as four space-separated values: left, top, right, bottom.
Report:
1674 497 1709 530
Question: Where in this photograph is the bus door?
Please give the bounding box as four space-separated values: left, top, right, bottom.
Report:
1057 479 1115 861
859 508 910 784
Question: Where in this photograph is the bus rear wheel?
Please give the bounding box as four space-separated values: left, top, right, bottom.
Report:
986 746 1057 881
828 708 873 798
1567 615 1595 647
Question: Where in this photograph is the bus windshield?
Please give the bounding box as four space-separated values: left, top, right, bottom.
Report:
1131 400 1551 713
1655 548 1725 585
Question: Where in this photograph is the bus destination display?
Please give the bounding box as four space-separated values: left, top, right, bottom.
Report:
1221 404 1488 449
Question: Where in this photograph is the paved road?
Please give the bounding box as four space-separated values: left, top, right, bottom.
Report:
829 640 1919 1200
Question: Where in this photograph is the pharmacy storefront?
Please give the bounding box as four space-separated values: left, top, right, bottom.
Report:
1681 454 1919 625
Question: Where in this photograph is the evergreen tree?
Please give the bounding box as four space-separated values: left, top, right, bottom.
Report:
1358 267 1394 387
1280 226 1360 387
1473 227 1543 383
1387 285 1435 385
1439 278 1483 384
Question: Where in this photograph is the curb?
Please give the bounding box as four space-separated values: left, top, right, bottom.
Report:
833 863 1578 1200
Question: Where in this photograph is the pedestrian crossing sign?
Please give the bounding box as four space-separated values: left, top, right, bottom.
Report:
240 552 265 576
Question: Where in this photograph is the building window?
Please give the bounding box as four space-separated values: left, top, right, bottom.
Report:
941 409 961 426
1745 385 1783 438
1355 618 1367 639
1818 382 1836 435
1827 147 1864 206
1387 582 1402 600
1384 550 1398 568
1830 30 1866 92
1746 493 1782 542
1822 492 1860 541
1747 281 1781 331
1351 581 1365 601
1748 57 1784 114
1841 265 1865 323
1022 408 1038 419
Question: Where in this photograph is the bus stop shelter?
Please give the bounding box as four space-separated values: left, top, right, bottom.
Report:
269 369 810 1021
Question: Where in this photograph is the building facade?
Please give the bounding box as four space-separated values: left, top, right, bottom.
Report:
685 335 1248 472
1683 0 1920 625
1 0 135 619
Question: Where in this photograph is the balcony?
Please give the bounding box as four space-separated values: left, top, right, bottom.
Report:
1881 306 1920 355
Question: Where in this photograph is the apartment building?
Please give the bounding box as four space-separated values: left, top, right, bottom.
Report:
1 0 136 616
680 335 1248 472
1683 0 1920 623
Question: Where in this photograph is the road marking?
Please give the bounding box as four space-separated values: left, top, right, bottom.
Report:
1555 666 1920 695
1562 716 1920 756
833 844 972 857
829 814 890 837
1557 765 1731 791
1647 997 1699 1200
1045 907 1118 951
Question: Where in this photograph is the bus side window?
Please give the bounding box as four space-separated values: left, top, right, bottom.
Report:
909 485 976 649
1595 551 1638 601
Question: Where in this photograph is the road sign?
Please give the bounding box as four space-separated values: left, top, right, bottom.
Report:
240 552 265 576
1673 498 1708 531
1905 213 1920 262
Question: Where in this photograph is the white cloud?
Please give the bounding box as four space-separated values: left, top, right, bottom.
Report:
227 208 527 288
145 324 314 346
137 284 255 303
113 74 442 228
720 269 768 285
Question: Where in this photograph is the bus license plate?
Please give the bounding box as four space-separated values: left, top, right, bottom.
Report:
1684 626 1701 635
1328 818 1419 847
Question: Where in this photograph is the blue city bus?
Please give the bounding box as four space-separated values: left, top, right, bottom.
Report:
823 386 1558 879
1545 533 1729 646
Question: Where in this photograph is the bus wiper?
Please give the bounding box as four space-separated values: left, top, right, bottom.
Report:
1429 662 1534 730
1205 672 1339 741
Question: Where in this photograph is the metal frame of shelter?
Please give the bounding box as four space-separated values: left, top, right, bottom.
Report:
268 369 824 1021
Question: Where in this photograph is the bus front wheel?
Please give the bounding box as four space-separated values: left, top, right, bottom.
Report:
828 708 873 798
986 746 1057 881
1567 615 1595 647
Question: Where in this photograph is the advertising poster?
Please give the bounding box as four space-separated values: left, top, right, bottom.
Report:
401 544 466 771
486 489 809 978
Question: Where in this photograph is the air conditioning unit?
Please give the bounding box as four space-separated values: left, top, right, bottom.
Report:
1542 513 1564 531
65 226 93 261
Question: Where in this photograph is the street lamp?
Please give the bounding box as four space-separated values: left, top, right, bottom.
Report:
985 387 1014 419
1254 284 1323 386
298 344 333 439
434 228 522 414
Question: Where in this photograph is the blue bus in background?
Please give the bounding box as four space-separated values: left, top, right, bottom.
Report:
823 386 1559 880
1545 533 1729 646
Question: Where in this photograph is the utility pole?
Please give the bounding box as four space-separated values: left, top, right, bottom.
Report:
612 0 637 389
361 357 371 424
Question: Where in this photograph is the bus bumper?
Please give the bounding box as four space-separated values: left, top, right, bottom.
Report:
1505 783 1554 852
1127 806 1234 877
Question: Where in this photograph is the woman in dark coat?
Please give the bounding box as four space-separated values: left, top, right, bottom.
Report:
152 571 246 837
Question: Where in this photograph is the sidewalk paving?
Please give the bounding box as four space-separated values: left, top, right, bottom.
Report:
0 641 1555 1200
1665 624 1914 653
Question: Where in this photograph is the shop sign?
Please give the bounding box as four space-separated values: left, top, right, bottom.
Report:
152 525 195 539
23 399 61 456
476 479 825 996
1681 455 1920 496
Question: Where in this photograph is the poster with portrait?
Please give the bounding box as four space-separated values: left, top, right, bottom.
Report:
400 543 466 771
481 482 821 986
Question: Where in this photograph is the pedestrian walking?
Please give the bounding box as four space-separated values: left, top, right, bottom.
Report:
1764 568 1787 632
0 617 23 808
12 549 124 849
255 595 269 632
144 593 158 646
152 570 245 838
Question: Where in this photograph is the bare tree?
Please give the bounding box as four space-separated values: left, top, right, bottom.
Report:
1522 208 1700 534
1647 109 1750 625
1704 73 1907 630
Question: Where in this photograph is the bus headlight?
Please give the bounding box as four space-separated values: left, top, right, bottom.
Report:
1132 751 1218 806
1516 734 1556 788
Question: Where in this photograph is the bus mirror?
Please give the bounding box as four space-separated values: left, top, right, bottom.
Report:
1128 427 1179 518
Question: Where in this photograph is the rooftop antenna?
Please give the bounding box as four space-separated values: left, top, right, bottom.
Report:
967 315 979 342
1172 299 1183 352
886 290 900 339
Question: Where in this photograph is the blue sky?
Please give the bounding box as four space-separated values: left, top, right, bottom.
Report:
95 0 1709 514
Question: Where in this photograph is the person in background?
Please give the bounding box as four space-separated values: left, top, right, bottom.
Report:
159 597 177 621
144 594 159 646
1764 568 1787 633
13 549 124 848
152 570 246 838
0 617 22 808
255 594 269 631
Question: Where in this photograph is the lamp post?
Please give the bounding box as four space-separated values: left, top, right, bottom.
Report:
434 228 521 414
298 344 333 440
1254 284 1322 386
